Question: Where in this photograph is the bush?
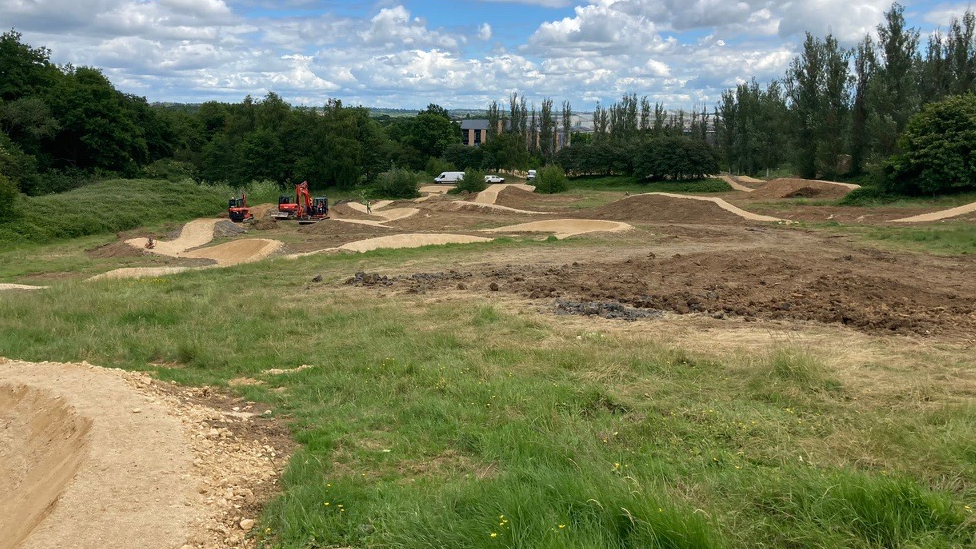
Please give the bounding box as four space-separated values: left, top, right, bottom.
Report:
142 159 198 182
374 168 420 199
885 94 976 195
0 174 20 219
455 168 486 194
534 165 568 194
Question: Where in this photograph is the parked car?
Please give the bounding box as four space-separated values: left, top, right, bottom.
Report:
484 175 506 183
527 169 537 181
434 171 465 184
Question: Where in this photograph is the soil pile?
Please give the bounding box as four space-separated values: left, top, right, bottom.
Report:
580 194 752 224
494 186 577 210
213 220 247 238
86 241 146 258
248 204 275 218
749 178 859 200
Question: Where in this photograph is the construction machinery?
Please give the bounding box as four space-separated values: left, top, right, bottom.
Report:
274 181 328 224
274 195 299 220
228 190 253 222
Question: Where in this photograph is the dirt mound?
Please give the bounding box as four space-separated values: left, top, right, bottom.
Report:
486 219 632 239
750 178 858 200
338 233 493 253
183 239 282 266
249 203 275 218
252 218 278 230
86 241 146 258
213 220 246 238
494 186 577 210
580 194 752 224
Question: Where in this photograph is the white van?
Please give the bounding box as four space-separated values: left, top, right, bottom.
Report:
527 169 537 181
434 171 465 184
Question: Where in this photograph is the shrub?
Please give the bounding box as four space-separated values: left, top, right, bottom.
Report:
374 168 421 199
534 165 568 194
455 168 486 194
142 159 197 182
885 94 976 195
0 173 20 219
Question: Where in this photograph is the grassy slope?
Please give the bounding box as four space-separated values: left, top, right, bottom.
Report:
0 179 233 245
0 246 973 548
569 175 732 194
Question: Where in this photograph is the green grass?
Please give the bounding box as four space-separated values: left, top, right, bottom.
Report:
0 179 232 245
822 223 976 255
0 247 974 548
840 186 976 208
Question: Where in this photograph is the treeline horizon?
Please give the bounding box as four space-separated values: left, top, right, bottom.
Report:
1 1 974 199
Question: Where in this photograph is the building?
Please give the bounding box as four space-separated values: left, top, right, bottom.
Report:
460 119 489 146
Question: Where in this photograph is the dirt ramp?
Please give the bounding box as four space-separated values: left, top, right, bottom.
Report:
1 359 196 549
582 194 772 224
338 233 493 253
892 201 976 223
0 385 92 549
486 219 633 239
125 218 219 255
749 178 860 199
183 238 282 266
0 283 48 291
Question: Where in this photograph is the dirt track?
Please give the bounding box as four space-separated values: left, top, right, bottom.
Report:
0 358 290 549
892 201 976 223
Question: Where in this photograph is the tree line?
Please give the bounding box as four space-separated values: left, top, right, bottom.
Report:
3 2 975 200
717 3 976 193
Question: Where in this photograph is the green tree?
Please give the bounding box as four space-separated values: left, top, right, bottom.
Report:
534 165 568 193
0 172 18 219
885 94 976 195
869 3 921 157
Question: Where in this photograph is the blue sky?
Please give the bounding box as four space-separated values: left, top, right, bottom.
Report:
0 0 971 111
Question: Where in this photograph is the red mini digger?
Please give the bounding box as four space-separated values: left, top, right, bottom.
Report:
228 190 253 222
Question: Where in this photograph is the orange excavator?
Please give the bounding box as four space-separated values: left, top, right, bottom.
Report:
228 190 253 222
274 181 328 224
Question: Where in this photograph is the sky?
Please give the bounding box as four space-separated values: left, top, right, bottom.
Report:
1 0 972 111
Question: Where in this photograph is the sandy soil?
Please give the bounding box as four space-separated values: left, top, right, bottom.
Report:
126 219 220 256
0 358 290 549
648 193 784 222
0 283 48 291
88 266 194 281
892 201 976 223
717 175 756 192
183 239 283 267
473 183 536 205
337 233 493 253
485 219 633 239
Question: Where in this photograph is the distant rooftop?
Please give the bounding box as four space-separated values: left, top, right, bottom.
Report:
460 119 490 130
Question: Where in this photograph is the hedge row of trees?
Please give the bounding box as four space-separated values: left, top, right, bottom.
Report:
717 3 976 193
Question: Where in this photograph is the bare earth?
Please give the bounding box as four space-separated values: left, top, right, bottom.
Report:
0 358 290 549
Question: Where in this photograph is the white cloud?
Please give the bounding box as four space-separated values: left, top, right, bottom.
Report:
479 23 493 41
0 0 960 109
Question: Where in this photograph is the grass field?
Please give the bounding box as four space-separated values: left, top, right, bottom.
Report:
827 222 976 255
2 180 975 548
1 243 974 548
